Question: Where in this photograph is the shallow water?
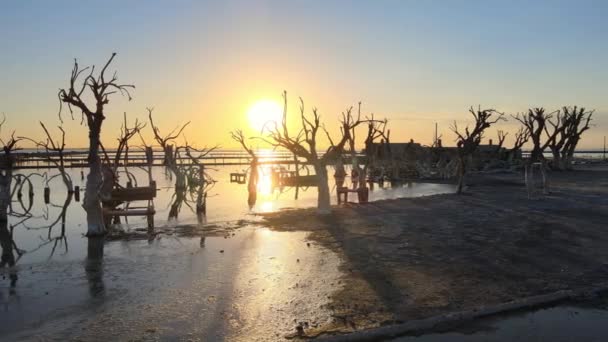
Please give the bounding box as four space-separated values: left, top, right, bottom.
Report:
1 165 455 340
7 165 455 264
1 227 343 341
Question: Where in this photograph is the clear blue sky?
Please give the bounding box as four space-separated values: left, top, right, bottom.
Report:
1 0 606 148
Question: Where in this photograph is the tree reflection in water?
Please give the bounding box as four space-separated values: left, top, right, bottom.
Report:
86 236 105 299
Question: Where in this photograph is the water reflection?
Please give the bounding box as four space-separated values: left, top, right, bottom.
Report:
0 219 18 287
85 237 105 299
5 166 455 264
23 193 72 258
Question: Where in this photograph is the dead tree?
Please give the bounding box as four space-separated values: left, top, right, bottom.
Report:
496 130 508 149
514 108 563 194
511 126 530 153
20 123 73 192
507 126 531 163
513 108 562 163
147 107 190 169
58 53 134 236
183 145 217 213
544 110 570 170
112 113 146 185
260 91 363 214
1 117 21 220
560 106 593 170
137 131 155 185
451 106 504 194
362 114 390 181
230 130 259 207
166 145 217 220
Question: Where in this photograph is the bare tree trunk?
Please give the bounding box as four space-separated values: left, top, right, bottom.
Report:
314 163 331 214
550 147 561 170
247 159 258 208
564 144 577 170
84 124 105 236
0 171 11 220
456 159 465 195
164 144 174 166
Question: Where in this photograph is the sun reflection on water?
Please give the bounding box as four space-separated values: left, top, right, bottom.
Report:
257 171 273 196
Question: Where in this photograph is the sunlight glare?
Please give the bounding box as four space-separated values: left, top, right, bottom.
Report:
257 172 273 196
247 99 283 132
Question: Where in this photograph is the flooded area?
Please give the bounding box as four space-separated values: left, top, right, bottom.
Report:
3 227 343 341
5 166 455 264
1 165 455 340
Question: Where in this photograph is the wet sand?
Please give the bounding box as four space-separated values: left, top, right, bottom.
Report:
262 166 608 338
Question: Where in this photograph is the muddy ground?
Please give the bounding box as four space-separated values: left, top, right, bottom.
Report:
262 166 608 338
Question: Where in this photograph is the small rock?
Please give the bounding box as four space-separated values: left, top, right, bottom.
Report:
295 325 304 335
220 250 224 253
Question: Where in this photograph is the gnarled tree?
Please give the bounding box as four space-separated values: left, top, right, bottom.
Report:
58 53 134 236
230 130 259 207
550 106 593 170
451 106 504 194
496 130 508 149
148 107 190 170
514 108 565 195
107 113 146 187
507 126 531 163
260 91 363 214
513 108 561 163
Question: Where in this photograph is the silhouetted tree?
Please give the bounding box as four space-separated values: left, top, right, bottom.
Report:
496 130 508 149
147 107 190 169
451 107 504 194
513 108 560 163
106 113 146 186
58 53 134 236
540 106 593 171
514 108 566 194
260 91 363 214
507 126 530 163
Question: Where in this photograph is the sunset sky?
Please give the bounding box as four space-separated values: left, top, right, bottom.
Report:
1 0 606 149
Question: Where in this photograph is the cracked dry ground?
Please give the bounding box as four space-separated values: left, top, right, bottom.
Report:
263 169 608 338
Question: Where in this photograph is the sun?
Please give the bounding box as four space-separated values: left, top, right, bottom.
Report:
247 99 283 132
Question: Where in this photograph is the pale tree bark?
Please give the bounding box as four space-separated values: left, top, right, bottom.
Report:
58 53 134 236
314 162 331 213
230 130 259 208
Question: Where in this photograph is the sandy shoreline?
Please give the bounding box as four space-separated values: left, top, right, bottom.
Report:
261 166 608 338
